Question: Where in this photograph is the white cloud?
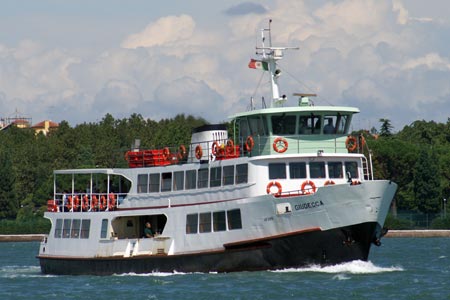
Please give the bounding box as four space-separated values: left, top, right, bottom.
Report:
121 15 196 49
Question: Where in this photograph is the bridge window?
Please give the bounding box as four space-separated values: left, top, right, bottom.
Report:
299 116 321 134
272 115 296 135
248 115 267 136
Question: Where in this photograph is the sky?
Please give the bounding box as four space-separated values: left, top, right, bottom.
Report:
0 0 449 132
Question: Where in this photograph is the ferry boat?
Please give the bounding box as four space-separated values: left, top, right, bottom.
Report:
38 22 397 275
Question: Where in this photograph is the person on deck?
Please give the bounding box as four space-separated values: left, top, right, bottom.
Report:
144 222 154 238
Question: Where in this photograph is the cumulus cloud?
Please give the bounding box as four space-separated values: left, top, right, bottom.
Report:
121 15 195 49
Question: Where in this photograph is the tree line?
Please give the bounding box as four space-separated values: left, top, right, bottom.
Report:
0 114 449 231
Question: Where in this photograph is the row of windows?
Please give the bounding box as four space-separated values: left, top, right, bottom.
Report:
137 164 248 194
269 161 358 180
186 209 242 234
54 219 91 239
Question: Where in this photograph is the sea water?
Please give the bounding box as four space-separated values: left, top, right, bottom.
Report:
0 238 449 300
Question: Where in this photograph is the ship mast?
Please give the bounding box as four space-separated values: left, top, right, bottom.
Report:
254 20 299 107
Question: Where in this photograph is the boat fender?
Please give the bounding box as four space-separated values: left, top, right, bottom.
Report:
345 136 357 152
273 137 288 153
195 145 203 160
324 180 335 186
266 181 282 196
301 180 316 194
245 136 254 152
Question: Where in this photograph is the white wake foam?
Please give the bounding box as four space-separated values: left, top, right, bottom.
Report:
274 260 404 274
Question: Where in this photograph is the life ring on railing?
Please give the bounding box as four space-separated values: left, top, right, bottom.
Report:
273 137 288 153
108 193 116 210
324 180 335 186
177 144 187 160
226 139 235 155
162 147 170 160
245 136 254 152
81 195 89 211
92 195 99 211
301 180 317 194
195 145 203 160
266 181 282 196
211 141 221 157
345 136 357 152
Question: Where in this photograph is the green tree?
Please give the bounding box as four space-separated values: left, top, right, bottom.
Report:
0 149 16 218
379 118 393 137
413 148 441 213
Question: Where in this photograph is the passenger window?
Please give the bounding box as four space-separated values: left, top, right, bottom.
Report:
80 219 91 239
185 170 197 190
310 162 325 178
54 219 63 238
62 219 71 238
269 163 286 179
137 174 148 193
345 162 359 179
223 165 234 185
227 209 242 230
210 167 222 187
186 214 198 234
71 219 81 238
198 168 209 188
100 219 108 239
161 172 172 192
149 173 160 193
213 211 226 232
328 162 343 178
236 164 248 184
199 212 211 233
173 171 184 191
290 162 306 179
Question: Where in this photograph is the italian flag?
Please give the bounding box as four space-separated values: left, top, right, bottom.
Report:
248 59 268 71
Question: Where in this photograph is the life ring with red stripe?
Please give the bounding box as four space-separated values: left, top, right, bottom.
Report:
273 137 288 153
301 180 316 194
266 181 282 196
211 141 221 157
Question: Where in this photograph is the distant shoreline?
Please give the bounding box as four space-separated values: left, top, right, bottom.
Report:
1 230 449 242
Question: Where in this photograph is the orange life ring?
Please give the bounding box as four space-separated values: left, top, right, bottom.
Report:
245 136 254 151
66 195 73 211
301 180 317 194
324 180 335 186
92 195 99 211
99 195 107 211
273 137 288 153
177 144 187 160
81 195 89 211
162 147 170 160
108 193 116 210
345 136 357 152
226 139 235 155
195 145 203 160
211 141 221 157
266 181 282 196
